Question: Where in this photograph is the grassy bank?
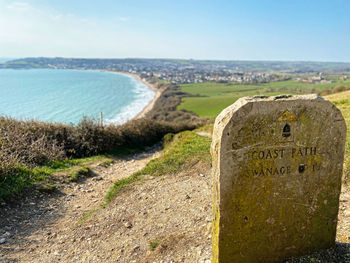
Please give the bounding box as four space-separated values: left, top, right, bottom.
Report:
0 153 112 202
105 125 212 203
0 116 198 202
178 79 350 118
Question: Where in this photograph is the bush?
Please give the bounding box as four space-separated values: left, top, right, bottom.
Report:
333 85 350 93
145 84 209 124
0 115 200 201
0 116 197 167
320 85 350 96
0 118 65 166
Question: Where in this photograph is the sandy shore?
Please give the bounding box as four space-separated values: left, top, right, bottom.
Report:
104 70 165 120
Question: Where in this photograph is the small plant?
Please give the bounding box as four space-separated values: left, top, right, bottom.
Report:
99 159 114 167
70 166 91 182
162 133 175 147
104 173 139 203
149 239 160 251
76 209 96 226
36 183 57 193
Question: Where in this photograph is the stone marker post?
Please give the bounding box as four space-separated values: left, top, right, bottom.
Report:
211 95 346 263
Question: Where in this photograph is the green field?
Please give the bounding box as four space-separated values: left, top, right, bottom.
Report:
178 79 350 118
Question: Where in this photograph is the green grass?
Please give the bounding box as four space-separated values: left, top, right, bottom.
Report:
157 79 171 86
333 99 350 106
104 173 140 204
0 146 149 203
104 127 212 204
178 80 350 118
69 166 91 182
138 130 211 176
0 155 107 202
149 239 160 251
78 171 141 224
76 209 97 225
0 167 35 203
38 155 106 172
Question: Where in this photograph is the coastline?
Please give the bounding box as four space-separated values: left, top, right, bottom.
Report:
0 68 163 125
105 71 165 120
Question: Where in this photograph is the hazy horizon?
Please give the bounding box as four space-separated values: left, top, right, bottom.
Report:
3 57 350 64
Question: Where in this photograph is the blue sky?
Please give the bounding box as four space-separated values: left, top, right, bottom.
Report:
0 0 349 61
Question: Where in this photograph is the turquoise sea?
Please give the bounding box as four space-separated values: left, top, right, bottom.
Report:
0 69 155 124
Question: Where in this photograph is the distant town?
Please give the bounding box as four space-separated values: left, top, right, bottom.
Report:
1 57 350 85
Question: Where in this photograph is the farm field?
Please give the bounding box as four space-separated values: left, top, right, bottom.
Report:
178 79 350 118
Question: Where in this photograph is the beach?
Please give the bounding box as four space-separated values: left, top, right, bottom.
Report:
107 71 165 120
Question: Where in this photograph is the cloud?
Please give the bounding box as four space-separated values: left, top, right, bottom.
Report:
0 2 114 57
7 1 29 9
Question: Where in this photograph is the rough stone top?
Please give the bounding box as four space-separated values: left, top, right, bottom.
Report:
244 94 320 102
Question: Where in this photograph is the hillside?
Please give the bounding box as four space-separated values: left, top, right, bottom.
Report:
1 93 350 262
3 58 350 73
178 80 350 118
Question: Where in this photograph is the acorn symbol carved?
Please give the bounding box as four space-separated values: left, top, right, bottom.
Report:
282 123 291 137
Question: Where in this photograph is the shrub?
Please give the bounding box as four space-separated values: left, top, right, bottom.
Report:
0 115 201 201
333 85 350 93
0 116 197 167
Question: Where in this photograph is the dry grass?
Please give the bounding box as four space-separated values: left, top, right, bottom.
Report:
325 90 350 101
326 91 350 183
319 85 350 96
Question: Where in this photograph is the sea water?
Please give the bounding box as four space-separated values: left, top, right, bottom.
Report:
0 69 155 124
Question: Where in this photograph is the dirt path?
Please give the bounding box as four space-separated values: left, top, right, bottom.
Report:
1 145 350 262
0 147 161 263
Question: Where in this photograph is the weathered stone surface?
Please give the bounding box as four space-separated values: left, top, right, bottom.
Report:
211 95 346 263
